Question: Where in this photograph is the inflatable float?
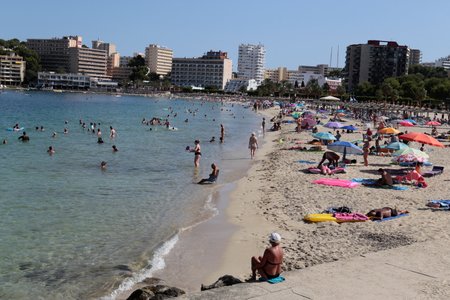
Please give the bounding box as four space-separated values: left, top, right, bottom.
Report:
6 127 24 132
304 213 368 223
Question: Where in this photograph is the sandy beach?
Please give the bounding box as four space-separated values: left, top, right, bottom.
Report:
203 105 450 286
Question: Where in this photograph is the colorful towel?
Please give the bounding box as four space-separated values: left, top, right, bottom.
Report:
352 178 377 184
313 178 359 188
426 200 450 208
259 276 286 284
334 212 369 221
372 214 409 222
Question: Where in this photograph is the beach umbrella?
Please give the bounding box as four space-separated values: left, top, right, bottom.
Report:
320 95 340 101
399 121 415 127
324 121 344 129
327 141 363 160
393 147 429 159
386 142 409 151
394 154 428 163
399 132 444 148
302 118 317 127
313 132 336 141
342 125 358 131
378 127 400 135
405 119 417 124
426 121 441 126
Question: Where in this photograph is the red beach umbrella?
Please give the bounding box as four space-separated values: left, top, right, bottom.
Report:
398 132 444 148
399 121 414 127
426 121 441 126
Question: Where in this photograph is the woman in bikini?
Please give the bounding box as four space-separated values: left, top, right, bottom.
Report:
251 232 284 280
191 140 201 168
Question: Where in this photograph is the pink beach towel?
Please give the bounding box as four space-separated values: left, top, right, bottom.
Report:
333 212 369 222
313 178 359 188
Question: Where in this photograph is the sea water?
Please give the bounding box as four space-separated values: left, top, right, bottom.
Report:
0 91 262 299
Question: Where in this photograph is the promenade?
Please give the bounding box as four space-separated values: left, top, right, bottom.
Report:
181 239 450 299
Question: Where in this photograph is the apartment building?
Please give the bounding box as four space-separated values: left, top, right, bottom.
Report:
409 49 422 67
171 51 232 90
145 44 173 76
26 36 82 72
0 53 26 85
435 55 450 70
238 44 265 84
68 47 108 77
344 40 409 91
264 67 287 82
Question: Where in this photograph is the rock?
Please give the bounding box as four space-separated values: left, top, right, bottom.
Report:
201 275 243 291
126 283 185 300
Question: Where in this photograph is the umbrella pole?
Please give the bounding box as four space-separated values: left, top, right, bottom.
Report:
343 147 347 162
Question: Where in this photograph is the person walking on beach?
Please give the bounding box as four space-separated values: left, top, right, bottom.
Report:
262 118 266 135
251 232 284 281
190 140 201 167
220 124 225 143
248 132 258 159
363 139 370 166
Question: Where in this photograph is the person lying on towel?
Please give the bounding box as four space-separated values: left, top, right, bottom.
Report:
375 168 393 186
198 163 219 184
366 207 409 220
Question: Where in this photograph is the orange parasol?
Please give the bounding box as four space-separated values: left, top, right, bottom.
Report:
398 132 444 148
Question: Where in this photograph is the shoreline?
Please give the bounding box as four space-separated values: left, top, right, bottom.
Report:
111 108 273 299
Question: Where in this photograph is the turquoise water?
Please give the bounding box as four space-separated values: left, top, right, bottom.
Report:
0 91 261 299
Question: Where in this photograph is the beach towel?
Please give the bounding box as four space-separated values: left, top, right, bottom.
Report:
426 200 450 208
399 161 433 167
372 214 409 222
297 160 316 164
352 178 377 184
333 212 369 222
313 178 359 188
259 276 285 284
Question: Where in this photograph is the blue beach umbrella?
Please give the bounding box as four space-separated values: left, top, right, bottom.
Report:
386 142 409 151
342 125 358 131
313 132 336 141
404 119 417 125
327 141 363 160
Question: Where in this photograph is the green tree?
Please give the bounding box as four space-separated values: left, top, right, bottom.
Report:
355 81 375 97
128 55 149 83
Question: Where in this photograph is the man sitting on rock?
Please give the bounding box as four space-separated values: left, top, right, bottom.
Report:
251 232 284 281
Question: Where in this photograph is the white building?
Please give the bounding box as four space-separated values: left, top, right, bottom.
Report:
238 44 265 85
38 72 118 90
435 55 450 70
145 44 173 76
0 53 26 86
224 78 258 93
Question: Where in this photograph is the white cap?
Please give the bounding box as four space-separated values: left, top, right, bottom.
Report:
269 232 281 244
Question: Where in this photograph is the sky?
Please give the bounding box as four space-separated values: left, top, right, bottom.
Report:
1 0 449 70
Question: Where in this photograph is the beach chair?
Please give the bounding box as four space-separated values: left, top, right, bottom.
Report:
422 166 444 178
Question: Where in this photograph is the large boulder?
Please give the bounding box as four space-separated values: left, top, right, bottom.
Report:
201 275 243 291
127 284 185 300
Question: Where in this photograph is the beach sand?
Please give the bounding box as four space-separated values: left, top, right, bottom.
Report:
204 107 450 286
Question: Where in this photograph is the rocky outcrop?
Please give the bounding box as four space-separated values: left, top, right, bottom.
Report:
200 275 243 291
126 279 185 300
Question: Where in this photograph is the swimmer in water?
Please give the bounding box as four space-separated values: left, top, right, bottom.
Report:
100 161 107 169
112 145 118 152
52 132 57 138
210 136 216 143
2 139 7 144
110 126 116 138
190 140 201 168
18 132 30 142
47 146 55 155
64 128 68 134
97 137 104 144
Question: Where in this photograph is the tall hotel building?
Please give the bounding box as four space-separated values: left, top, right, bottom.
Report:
0 53 26 85
344 40 409 91
171 51 232 90
145 44 173 76
92 40 120 77
237 44 265 84
68 47 107 77
26 36 82 72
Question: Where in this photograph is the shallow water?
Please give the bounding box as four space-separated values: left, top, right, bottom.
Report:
0 91 261 299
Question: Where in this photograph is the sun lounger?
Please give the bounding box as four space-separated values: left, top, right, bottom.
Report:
422 166 444 178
